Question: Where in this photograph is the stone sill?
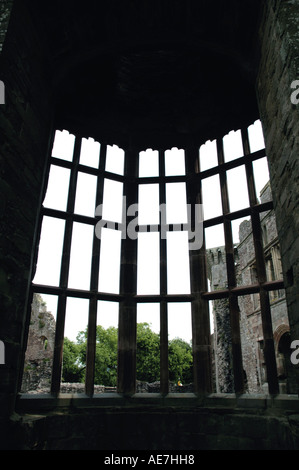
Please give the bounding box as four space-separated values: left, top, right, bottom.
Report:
16 392 299 414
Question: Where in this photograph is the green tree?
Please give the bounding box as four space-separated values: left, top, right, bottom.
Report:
136 323 160 382
168 337 193 384
62 337 85 383
62 323 193 387
94 325 118 387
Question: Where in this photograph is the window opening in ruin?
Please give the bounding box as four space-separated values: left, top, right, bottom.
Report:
22 119 291 397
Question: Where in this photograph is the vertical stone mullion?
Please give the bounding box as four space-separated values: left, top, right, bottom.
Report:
117 149 138 396
186 146 212 394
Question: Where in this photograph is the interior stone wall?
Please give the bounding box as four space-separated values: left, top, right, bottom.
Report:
256 0 299 394
0 0 54 416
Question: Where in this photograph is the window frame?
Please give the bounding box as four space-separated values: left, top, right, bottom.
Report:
26 124 284 398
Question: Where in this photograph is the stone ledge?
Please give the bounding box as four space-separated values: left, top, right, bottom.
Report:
16 392 299 414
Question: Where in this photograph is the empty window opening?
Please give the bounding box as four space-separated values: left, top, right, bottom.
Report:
201 174 222 220
136 304 160 391
33 217 65 287
226 165 250 212
105 145 125 175
68 223 94 290
51 130 75 162
164 148 185 176
199 139 218 171
223 129 244 163
139 149 159 177
168 303 193 388
137 232 160 295
166 231 191 295
165 182 188 225
23 121 289 397
79 137 100 169
102 179 124 223
43 165 70 212
138 184 160 226
74 172 97 217
98 228 122 294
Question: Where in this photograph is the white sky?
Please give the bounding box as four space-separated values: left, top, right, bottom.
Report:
33 120 268 343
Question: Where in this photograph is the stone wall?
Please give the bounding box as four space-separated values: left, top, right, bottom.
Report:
207 182 292 393
21 294 55 393
0 0 54 415
5 399 299 450
256 0 299 391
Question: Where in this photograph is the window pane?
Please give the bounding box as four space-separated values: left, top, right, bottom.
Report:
166 182 188 224
51 130 75 162
98 228 121 294
223 129 243 163
74 172 97 217
232 217 252 245
201 174 222 220
95 301 119 388
64 297 89 342
167 231 190 294
138 184 159 225
68 222 94 290
168 303 193 387
232 217 254 287
227 165 249 212
206 245 228 291
137 232 160 295
102 179 123 223
205 223 225 250
168 302 192 343
248 120 265 153
139 149 159 177
106 145 124 175
136 303 160 388
43 165 70 211
165 148 185 176
80 137 100 168
33 216 65 286
209 300 214 334
253 157 270 202
200 139 218 171
61 297 89 390
97 301 119 329
137 303 160 335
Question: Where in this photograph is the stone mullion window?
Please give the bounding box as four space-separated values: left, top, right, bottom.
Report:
26 121 285 398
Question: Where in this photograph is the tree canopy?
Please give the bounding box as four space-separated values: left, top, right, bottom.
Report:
62 322 193 387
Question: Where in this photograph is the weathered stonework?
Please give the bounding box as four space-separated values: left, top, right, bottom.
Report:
256 0 299 390
207 181 296 394
21 294 55 393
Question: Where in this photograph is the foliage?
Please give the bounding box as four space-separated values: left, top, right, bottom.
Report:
168 338 193 384
62 337 85 383
62 322 193 386
136 323 160 382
